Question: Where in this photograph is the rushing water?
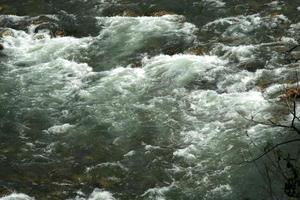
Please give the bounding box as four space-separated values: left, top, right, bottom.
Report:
0 0 300 199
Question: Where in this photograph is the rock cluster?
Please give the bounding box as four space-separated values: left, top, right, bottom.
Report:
0 15 67 39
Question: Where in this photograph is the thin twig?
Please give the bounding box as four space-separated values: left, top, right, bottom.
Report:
287 45 300 53
241 114 290 129
238 138 300 164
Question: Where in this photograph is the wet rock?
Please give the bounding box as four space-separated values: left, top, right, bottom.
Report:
255 79 271 91
57 15 101 37
32 15 54 25
291 51 300 61
272 45 290 53
0 4 16 15
151 11 176 16
270 11 279 18
0 29 14 38
286 63 300 69
34 22 59 36
0 15 30 30
98 178 113 188
33 34 46 40
186 46 206 55
285 178 300 198
129 61 142 68
279 87 300 100
54 30 65 37
0 44 4 50
163 47 181 55
122 10 139 17
239 59 266 72
32 16 69 38
0 185 11 197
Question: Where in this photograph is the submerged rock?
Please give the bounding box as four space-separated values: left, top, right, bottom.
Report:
33 33 46 40
0 29 14 38
34 22 58 35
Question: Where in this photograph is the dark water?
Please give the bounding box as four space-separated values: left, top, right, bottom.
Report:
0 0 300 199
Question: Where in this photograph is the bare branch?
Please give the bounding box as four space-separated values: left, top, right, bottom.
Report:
238 138 300 164
240 114 290 129
287 45 300 53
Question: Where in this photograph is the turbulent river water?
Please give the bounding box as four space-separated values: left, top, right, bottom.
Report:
0 0 300 199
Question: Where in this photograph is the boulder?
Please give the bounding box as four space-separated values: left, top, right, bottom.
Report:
0 44 4 50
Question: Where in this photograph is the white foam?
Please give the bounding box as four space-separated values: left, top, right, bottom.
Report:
173 145 197 161
219 45 256 62
142 54 227 87
86 162 128 173
173 90 269 163
0 193 34 200
123 150 135 157
72 188 116 200
142 183 174 200
90 15 197 67
205 184 232 199
203 0 226 7
45 123 75 134
203 14 289 41
2 29 92 65
0 15 28 23
88 189 116 200
280 36 297 44
0 4 297 200
5 58 94 106
288 22 300 40
203 14 262 31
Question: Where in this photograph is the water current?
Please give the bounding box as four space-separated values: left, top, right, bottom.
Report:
0 0 300 199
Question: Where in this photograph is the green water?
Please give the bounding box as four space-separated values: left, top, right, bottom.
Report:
0 0 300 199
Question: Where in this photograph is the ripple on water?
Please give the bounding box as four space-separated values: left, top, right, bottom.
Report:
0 1 299 199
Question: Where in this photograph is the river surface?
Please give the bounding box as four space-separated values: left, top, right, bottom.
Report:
0 0 300 199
